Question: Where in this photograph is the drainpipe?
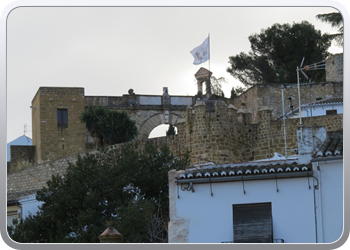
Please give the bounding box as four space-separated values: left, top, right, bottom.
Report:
313 179 318 243
315 161 324 242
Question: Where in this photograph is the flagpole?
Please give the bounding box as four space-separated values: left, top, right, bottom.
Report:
208 33 210 71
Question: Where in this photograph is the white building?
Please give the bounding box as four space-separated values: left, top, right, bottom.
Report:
7 191 43 229
312 132 343 243
7 134 32 162
286 97 343 119
168 128 343 244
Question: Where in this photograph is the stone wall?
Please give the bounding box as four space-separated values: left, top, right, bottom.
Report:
28 66 342 164
85 94 191 140
8 145 36 173
10 54 343 194
7 104 343 194
232 53 343 121
30 87 192 164
326 53 343 82
181 101 242 164
233 81 343 121
251 109 343 160
7 136 186 194
175 102 342 164
7 154 79 194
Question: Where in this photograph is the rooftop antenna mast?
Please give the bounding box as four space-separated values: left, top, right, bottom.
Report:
296 58 325 140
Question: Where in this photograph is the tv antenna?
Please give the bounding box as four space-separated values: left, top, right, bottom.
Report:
296 58 326 140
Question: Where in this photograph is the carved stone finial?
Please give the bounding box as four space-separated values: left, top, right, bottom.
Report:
163 87 170 105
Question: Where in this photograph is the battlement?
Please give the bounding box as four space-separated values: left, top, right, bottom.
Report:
175 96 343 165
15 54 343 166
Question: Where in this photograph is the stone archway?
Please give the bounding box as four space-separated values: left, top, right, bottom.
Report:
138 112 183 139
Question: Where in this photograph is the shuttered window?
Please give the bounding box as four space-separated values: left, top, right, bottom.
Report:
233 203 273 243
326 109 337 115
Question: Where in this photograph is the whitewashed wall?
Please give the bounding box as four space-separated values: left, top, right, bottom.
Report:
289 104 343 118
313 159 343 243
19 194 43 219
170 176 317 243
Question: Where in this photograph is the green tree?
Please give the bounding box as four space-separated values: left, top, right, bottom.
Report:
80 107 138 146
210 76 227 97
227 21 331 87
230 86 246 99
316 12 343 46
8 142 190 243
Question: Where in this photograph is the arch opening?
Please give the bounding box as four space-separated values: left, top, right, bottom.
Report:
148 124 178 139
138 112 183 140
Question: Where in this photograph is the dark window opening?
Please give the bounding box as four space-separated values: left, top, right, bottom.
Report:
57 109 68 128
326 109 337 115
233 203 273 243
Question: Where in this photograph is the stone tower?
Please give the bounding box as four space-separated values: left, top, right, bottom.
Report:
31 87 86 163
184 100 241 164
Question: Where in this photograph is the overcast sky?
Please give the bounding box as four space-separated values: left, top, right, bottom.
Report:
6 6 343 142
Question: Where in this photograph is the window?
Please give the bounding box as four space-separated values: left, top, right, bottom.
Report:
232 203 273 243
57 109 68 128
7 212 19 228
326 109 337 115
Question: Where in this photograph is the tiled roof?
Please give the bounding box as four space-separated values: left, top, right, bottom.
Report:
7 189 39 202
307 96 343 106
177 162 312 180
314 132 343 158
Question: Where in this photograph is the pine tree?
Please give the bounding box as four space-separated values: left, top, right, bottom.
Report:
227 21 331 86
316 12 343 46
8 142 190 243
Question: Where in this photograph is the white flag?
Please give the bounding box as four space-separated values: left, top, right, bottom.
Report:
190 37 210 65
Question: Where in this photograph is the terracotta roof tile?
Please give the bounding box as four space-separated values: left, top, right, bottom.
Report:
177 162 312 179
315 132 343 157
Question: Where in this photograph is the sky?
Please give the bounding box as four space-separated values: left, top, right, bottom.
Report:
5 5 344 143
